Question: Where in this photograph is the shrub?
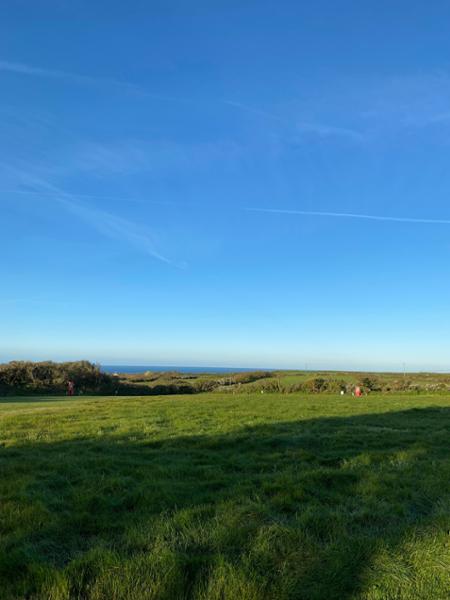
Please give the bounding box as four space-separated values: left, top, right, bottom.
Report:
194 380 218 392
218 371 273 386
303 377 327 393
360 376 382 392
0 361 112 395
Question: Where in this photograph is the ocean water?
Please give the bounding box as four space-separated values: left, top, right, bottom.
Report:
101 365 268 374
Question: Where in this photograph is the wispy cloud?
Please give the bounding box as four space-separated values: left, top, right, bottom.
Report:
245 206 450 225
357 72 450 131
6 57 450 140
222 100 365 141
296 122 364 142
0 60 70 77
0 163 179 266
0 59 197 106
58 197 176 265
0 188 179 206
0 59 139 92
63 138 243 176
12 187 450 226
0 58 364 141
422 111 450 125
222 100 285 122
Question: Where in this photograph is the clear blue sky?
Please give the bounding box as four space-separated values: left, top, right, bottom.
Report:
2 1 450 371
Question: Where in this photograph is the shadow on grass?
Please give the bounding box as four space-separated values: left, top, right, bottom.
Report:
0 395 100 404
0 407 449 599
0 383 197 401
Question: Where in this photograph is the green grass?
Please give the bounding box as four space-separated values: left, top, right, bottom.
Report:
0 393 449 599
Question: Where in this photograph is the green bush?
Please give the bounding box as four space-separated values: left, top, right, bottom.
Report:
219 371 273 386
360 376 381 392
0 361 112 395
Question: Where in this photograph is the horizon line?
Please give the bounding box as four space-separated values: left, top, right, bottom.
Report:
1 359 449 375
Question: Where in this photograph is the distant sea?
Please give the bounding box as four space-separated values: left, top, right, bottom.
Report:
101 365 267 374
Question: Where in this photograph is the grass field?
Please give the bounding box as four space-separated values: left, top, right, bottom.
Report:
0 393 449 599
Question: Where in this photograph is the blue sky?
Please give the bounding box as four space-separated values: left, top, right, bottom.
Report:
2 1 450 371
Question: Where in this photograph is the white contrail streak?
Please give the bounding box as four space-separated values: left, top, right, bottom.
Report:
0 164 178 266
0 59 365 137
6 187 450 226
244 207 450 225
0 59 205 105
0 188 179 206
0 59 138 91
0 59 185 102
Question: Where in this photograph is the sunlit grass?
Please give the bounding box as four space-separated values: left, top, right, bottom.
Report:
0 393 449 599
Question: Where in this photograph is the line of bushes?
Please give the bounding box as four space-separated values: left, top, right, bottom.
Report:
244 375 450 394
0 361 113 395
0 361 224 396
2 362 449 396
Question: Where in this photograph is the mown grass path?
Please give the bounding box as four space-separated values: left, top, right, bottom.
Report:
0 393 449 599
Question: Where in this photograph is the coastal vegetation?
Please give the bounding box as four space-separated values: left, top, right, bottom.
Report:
2 360 450 397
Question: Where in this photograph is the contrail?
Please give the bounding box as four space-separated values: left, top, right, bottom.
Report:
7 187 450 226
244 207 450 225
0 59 139 92
0 188 180 206
0 59 186 103
0 164 179 266
0 59 365 137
